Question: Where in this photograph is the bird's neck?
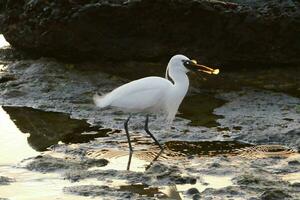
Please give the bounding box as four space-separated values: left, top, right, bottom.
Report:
164 66 189 124
166 67 189 94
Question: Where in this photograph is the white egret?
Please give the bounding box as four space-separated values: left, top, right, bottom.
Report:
93 54 219 151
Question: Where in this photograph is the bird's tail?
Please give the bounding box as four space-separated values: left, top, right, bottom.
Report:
93 92 110 108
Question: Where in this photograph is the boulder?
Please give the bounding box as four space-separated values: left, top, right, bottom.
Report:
0 0 300 67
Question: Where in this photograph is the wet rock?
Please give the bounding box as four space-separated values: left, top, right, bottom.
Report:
201 186 245 199
26 156 80 172
1 0 300 67
64 185 133 198
291 182 300 188
0 176 14 185
248 198 259 200
172 176 197 184
186 188 200 195
288 160 300 166
192 194 201 200
146 163 171 176
64 170 105 182
210 162 221 168
118 184 161 198
215 186 243 196
84 158 109 167
216 90 300 148
64 169 148 184
145 163 196 184
230 171 300 199
260 189 291 200
25 155 108 173
0 74 16 83
234 173 263 185
233 173 286 187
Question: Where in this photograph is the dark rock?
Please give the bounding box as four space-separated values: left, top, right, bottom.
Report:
1 0 300 67
146 163 172 176
0 176 14 185
201 186 245 197
233 173 287 188
291 182 300 188
192 193 201 200
84 158 109 167
186 188 200 195
64 185 111 197
210 162 221 168
25 155 109 173
172 176 197 184
0 74 16 83
26 156 79 172
63 185 133 198
260 189 291 200
288 160 300 166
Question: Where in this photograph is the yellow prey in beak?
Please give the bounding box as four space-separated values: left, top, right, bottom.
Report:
190 60 220 75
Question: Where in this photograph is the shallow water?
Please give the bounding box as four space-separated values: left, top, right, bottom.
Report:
2 106 109 151
1 105 298 199
179 93 226 127
0 106 108 199
0 105 232 199
0 107 38 165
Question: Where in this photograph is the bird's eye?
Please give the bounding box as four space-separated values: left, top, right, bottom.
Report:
182 60 190 65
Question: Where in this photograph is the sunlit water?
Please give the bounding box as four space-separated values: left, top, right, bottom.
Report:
0 107 38 164
0 107 104 200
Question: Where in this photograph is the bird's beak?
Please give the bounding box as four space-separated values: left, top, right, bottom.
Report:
190 60 220 75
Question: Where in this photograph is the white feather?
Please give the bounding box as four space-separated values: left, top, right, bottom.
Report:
94 54 190 124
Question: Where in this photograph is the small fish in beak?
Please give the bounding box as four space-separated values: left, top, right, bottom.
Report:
184 59 220 75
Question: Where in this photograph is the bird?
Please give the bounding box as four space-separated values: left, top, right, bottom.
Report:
93 54 219 152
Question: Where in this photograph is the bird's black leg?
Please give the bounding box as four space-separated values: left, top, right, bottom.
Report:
144 115 163 150
127 150 133 171
145 148 164 170
124 115 133 152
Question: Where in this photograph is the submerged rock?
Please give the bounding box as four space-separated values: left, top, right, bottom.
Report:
1 0 300 67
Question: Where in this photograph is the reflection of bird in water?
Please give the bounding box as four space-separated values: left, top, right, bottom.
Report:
162 184 182 200
94 55 219 154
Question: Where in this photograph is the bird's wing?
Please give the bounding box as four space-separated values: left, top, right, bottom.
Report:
96 77 172 111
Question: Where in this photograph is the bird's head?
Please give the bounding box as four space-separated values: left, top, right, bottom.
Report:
169 54 219 75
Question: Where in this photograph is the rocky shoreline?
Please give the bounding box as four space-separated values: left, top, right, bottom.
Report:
0 51 299 199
